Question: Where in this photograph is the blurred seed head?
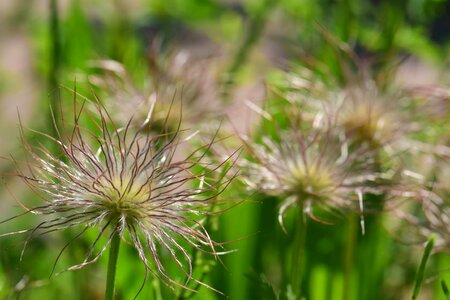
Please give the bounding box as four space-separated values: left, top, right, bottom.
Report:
417 176 450 246
336 90 400 147
419 187 450 250
88 54 221 134
406 85 450 120
276 70 414 151
383 152 450 250
322 84 413 152
240 108 386 228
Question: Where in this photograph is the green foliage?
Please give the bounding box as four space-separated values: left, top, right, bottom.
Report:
0 0 449 299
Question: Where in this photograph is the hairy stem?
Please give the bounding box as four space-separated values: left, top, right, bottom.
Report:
105 233 121 300
291 198 307 298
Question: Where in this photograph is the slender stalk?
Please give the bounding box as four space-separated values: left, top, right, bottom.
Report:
343 215 357 300
358 156 386 300
49 0 61 90
412 235 435 300
105 233 121 300
291 198 307 298
48 0 62 137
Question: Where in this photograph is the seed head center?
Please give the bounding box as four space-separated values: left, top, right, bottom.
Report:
286 161 334 199
97 178 151 218
339 103 394 144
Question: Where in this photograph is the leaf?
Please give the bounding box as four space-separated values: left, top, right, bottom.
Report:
245 270 279 300
442 280 450 300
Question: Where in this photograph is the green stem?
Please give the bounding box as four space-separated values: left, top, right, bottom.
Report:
291 198 307 298
412 235 435 300
48 0 62 135
343 215 357 300
49 0 61 89
221 0 276 99
105 233 121 300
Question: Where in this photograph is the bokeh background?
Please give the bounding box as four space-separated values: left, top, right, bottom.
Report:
0 0 449 299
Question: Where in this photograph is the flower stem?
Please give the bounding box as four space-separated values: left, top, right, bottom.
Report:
105 232 121 300
291 198 307 298
343 214 357 300
48 0 62 136
412 235 435 300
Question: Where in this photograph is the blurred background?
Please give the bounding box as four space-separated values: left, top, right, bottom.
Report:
0 0 449 299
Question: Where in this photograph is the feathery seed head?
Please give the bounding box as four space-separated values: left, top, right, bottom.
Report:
279 72 410 150
241 112 380 225
88 59 217 134
3 94 237 292
421 158 450 244
337 97 397 147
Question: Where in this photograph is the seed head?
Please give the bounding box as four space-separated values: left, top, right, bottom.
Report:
337 95 398 147
416 157 450 249
2 95 237 293
88 59 218 134
406 85 450 121
279 72 412 151
240 110 382 228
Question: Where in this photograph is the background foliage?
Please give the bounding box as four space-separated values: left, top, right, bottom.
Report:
0 0 449 299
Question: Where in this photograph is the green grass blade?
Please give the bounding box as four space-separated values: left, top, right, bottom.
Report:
412 235 435 300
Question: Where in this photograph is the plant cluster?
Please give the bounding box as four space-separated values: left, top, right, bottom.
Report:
0 0 449 299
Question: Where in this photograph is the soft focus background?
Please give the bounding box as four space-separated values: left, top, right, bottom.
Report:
0 0 449 299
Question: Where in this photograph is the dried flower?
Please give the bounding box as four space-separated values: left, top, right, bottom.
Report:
1 96 237 293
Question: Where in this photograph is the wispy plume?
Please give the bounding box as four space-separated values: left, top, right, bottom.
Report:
1 91 238 295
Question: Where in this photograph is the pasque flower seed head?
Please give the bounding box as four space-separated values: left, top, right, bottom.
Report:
1 94 237 293
240 110 382 229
